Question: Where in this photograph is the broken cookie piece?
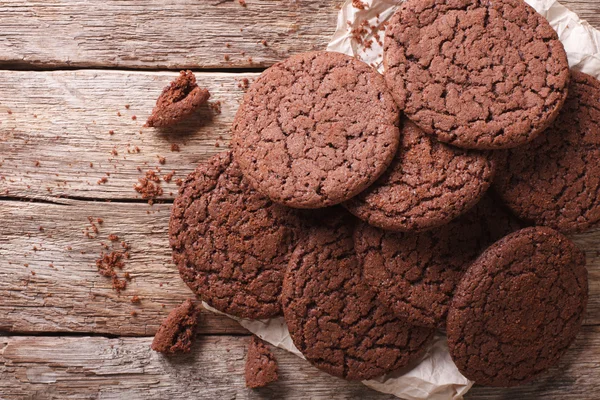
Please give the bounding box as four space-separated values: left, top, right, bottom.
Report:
245 336 279 388
145 70 210 128
151 299 200 354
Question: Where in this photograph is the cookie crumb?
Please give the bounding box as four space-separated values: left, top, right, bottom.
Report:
109 130 114 135
108 234 119 242
158 156 166 165
245 336 279 388
352 0 368 9
163 171 175 183
131 295 141 304
170 143 180 152
151 299 200 354
209 101 222 114
238 0 247 7
95 251 128 293
134 170 163 199
146 70 210 128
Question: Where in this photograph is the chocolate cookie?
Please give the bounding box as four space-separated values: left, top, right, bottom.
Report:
169 151 306 319
146 70 210 128
282 211 434 380
344 119 495 231
232 51 400 209
384 0 569 149
494 71 600 234
151 299 200 354
354 195 521 328
447 227 588 387
245 336 279 388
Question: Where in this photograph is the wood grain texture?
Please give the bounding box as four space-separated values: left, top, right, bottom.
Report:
0 199 246 336
0 335 396 400
0 198 599 336
0 70 251 201
0 327 598 400
0 0 341 70
0 1 597 70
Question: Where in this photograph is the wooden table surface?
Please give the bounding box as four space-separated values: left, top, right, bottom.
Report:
0 1 599 399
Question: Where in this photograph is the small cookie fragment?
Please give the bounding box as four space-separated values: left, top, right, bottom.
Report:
151 299 200 354
384 0 569 149
354 195 521 328
232 51 400 209
282 210 434 380
170 151 306 319
145 70 210 128
245 336 279 388
447 227 588 387
494 71 600 234
344 119 496 232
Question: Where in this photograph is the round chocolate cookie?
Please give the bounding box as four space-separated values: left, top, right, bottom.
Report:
169 151 306 319
447 227 588 387
354 195 521 328
344 119 495 232
282 211 434 380
384 0 569 150
494 71 600 234
232 51 400 209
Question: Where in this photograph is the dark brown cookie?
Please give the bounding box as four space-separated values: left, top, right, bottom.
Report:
151 299 200 354
494 71 600 234
344 119 495 232
169 151 306 319
232 51 400 209
245 336 279 388
384 0 569 150
145 70 210 128
282 210 434 381
447 227 588 387
354 195 522 328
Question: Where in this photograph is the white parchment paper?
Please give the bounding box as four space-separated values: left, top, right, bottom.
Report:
205 1 600 398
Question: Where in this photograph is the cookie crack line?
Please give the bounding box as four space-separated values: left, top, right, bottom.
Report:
232 50 400 208
384 0 569 150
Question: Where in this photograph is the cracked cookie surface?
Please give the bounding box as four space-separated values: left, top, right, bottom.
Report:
232 51 400 209
169 151 306 319
447 227 588 387
282 210 434 380
354 195 521 328
494 71 600 234
384 0 569 149
344 118 495 232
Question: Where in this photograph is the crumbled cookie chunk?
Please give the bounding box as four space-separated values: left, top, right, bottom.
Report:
145 70 210 128
151 299 200 354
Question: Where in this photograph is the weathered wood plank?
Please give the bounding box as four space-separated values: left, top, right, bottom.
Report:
0 1 597 70
0 0 341 70
0 199 599 336
0 199 247 336
0 334 396 400
0 70 250 201
0 327 598 400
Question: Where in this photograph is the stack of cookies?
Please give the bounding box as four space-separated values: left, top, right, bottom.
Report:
169 0 595 389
